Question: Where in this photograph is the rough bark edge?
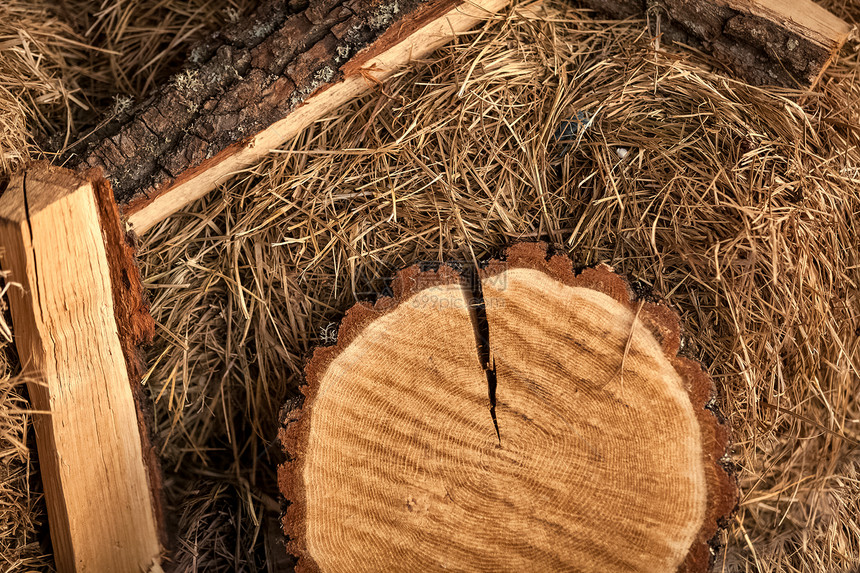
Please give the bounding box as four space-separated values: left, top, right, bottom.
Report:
580 0 853 88
341 0 462 75
481 241 737 573
85 165 168 551
122 0 464 221
278 264 466 573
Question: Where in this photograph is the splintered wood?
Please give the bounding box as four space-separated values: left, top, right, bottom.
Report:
280 243 736 572
0 165 163 573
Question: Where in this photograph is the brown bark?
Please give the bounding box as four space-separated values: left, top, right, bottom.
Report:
279 242 737 572
582 0 853 88
64 0 850 232
87 167 167 551
70 0 460 210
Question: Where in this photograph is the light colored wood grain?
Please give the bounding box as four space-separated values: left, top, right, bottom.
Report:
482 267 706 571
126 0 511 234
281 259 725 572
297 281 493 571
0 166 162 572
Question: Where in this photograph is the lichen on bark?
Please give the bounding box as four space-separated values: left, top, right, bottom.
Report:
69 0 427 207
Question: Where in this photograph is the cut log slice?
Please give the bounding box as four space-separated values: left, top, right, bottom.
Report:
280 265 496 571
279 243 736 572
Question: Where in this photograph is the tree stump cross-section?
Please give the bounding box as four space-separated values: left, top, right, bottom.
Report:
279 242 737 572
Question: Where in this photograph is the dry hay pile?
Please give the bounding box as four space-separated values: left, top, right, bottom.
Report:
2 0 860 571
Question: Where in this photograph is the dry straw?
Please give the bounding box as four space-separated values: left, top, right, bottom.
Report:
3 0 860 571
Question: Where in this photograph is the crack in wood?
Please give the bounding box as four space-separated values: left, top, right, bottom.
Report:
20 173 44 317
279 244 739 571
0 165 164 571
467 267 502 446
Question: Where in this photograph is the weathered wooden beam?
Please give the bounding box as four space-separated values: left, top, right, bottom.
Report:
71 0 510 234
0 164 164 572
583 0 854 87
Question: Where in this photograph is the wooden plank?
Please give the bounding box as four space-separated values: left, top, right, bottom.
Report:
0 164 163 572
583 0 854 88
69 0 510 234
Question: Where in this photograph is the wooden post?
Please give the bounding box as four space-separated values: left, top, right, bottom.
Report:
0 164 163 572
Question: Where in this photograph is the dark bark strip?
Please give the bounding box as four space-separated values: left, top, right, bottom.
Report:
70 0 436 207
70 0 848 213
581 0 850 88
653 0 831 87
88 169 167 549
